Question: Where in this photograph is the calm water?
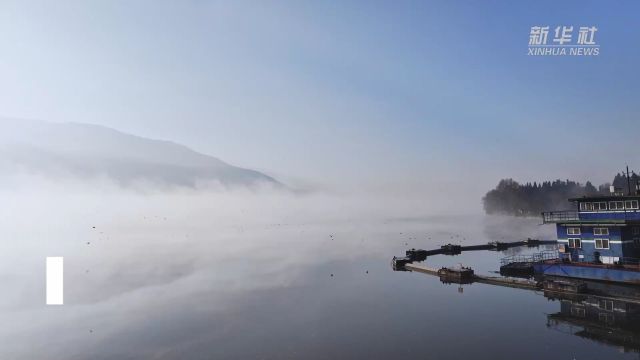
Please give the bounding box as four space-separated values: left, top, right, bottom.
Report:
2 205 639 359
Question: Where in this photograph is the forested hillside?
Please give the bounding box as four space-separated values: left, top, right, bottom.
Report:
483 172 640 216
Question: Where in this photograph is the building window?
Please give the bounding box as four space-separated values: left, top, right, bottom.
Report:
593 227 609 236
610 201 625 210
571 307 586 317
595 239 610 249
567 227 581 235
634 227 640 235
635 238 640 248
568 238 582 248
599 313 614 324
626 200 639 209
593 202 607 211
599 299 614 311
580 202 594 211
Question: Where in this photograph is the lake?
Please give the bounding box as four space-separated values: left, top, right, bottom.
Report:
0 189 638 359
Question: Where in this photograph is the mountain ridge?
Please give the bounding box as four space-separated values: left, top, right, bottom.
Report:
0 117 280 188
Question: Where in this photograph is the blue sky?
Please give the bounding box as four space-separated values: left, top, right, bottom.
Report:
0 0 638 194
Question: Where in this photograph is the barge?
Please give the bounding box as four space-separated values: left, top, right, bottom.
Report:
537 190 640 284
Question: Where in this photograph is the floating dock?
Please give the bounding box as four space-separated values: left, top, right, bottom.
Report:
405 263 541 290
392 238 557 271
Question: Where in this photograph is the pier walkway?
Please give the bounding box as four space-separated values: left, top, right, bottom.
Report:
405 263 541 290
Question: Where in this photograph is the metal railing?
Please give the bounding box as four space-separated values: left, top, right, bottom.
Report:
541 211 579 223
542 209 640 223
558 253 640 266
501 250 559 266
501 250 640 267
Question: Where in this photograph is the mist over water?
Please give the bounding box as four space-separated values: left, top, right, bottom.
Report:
8 176 637 360
0 0 638 357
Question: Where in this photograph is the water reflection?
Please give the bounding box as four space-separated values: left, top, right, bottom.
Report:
416 260 640 356
545 281 640 354
2 191 638 360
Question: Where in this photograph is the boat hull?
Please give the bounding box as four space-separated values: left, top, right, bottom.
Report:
533 262 640 285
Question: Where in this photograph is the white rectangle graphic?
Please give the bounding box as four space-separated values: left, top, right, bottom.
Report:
46 257 64 305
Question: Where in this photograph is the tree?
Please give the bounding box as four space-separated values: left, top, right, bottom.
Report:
482 171 637 216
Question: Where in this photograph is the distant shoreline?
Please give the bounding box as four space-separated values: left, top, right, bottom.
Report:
482 172 639 217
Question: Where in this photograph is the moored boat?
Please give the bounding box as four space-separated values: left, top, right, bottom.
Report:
538 186 640 284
